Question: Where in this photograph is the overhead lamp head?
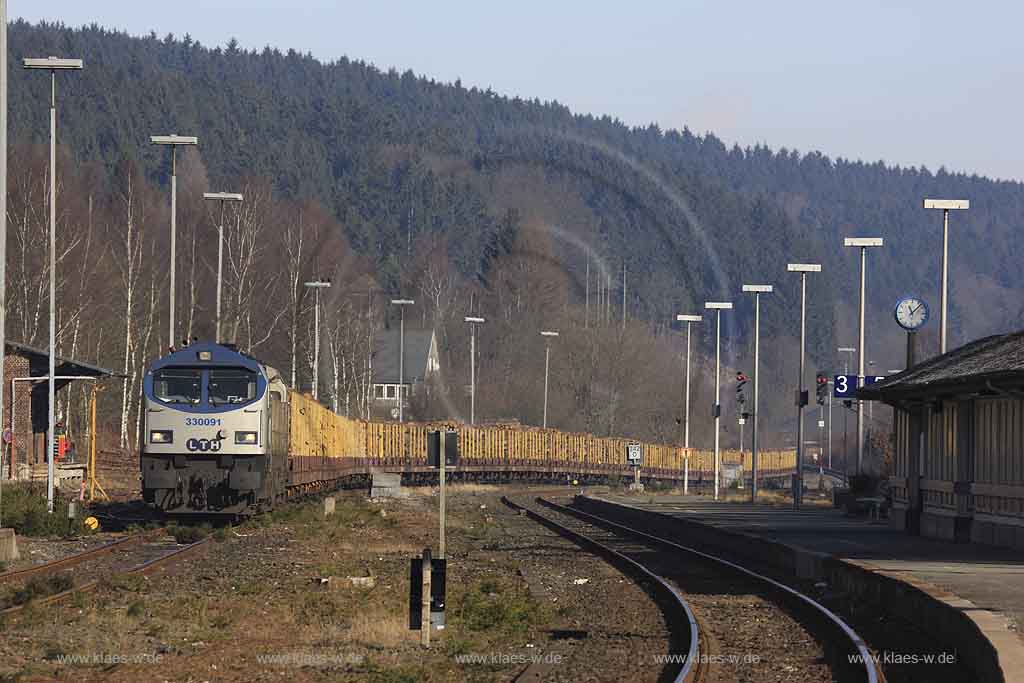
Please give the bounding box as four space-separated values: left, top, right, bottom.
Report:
676 314 702 322
742 284 773 293
787 263 822 272
843 237 884 248
203 192 244 202
150 134 198 146
23 56 83 70
704 302 733 310
923 198 969 210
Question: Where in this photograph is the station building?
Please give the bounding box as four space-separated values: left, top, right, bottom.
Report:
1 341 114 479
861 331 1024 549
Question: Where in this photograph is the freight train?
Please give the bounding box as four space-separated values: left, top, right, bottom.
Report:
140 341 797 516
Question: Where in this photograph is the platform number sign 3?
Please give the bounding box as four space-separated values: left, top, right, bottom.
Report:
833 374 857 398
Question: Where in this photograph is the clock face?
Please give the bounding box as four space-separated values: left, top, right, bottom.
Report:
894 297 929 331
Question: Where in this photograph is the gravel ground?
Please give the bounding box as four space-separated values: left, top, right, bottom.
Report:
0 485 677 682
524 497 836 683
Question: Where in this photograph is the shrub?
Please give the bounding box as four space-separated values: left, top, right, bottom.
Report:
0 484 85 537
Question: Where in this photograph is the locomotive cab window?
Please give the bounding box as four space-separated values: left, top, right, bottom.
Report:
153 368 203 405
208 368 258 405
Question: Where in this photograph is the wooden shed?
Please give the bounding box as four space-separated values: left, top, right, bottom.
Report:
860 331 1024 549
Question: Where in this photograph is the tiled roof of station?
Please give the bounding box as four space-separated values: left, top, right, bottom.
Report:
860 330 1024 400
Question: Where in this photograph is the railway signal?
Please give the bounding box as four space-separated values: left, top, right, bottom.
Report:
815 373 828 405
736 371 748 406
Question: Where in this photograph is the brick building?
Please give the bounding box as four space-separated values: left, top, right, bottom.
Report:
2 341 114 479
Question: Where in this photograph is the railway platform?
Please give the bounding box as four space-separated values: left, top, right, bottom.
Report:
584 493 1024 682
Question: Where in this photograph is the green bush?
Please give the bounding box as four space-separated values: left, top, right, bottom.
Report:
166 523 209 544
0 484 86 537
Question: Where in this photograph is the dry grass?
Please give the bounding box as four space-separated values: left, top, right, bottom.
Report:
347 611 412 647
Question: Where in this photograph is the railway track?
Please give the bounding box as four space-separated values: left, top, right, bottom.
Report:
504 495 883 683
0 529 212 616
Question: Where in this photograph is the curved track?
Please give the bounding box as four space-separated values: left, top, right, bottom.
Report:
508 495 883 683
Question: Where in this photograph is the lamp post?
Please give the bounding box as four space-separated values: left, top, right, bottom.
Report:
202 192 243 342
742 285 772 502
151 134 198 349
390 299 414 422
0 1 8 491
465 316 485 425
540 331 559 428
843 237 883 476
704 302 732 501
305 280 332 400
23 56 82 514
786 264 821 509
923 199 969 354
676 314 701 495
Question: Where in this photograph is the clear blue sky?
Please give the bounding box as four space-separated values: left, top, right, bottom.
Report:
13 1 1024 180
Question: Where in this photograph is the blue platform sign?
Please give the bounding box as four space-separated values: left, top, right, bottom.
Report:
833 374 857 398
864 375 885 385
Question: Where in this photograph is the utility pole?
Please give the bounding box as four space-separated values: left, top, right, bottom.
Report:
150 134 198 349
203 192 243 342
923 199 969 354
465 317 485 425
676 314 701 496
540 331 559 428
843 237 883 476
24 56 83 513
704 302 732 500
305 280 332 400
786 264 821 509
0 0 8 489
742 284 772 502
390 299 414 421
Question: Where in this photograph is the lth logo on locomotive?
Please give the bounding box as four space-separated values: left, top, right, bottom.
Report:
186 430 227 452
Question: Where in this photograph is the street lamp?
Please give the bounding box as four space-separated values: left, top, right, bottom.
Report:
676 314 701 495
305 280 332 401
202 192 243 342
390 299 414 422
24 55 83 514
704 302 732 501
540 331 559 428
742 284 772 502
786 263 821 509
151 134 198 349
465 316 485 425
923 199 969 354
0 1 6 495
843 237 883 476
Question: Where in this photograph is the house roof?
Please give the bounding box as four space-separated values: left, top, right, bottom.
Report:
859 330 1024 402
372 330 436 384
7 340 117 378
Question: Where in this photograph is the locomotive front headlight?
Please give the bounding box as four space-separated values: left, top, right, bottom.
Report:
150 430 173 444
234 431 258 445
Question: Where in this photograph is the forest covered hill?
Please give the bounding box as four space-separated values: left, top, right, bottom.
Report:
6 20 1022 455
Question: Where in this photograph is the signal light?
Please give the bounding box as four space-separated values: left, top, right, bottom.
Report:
815 373 828 405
